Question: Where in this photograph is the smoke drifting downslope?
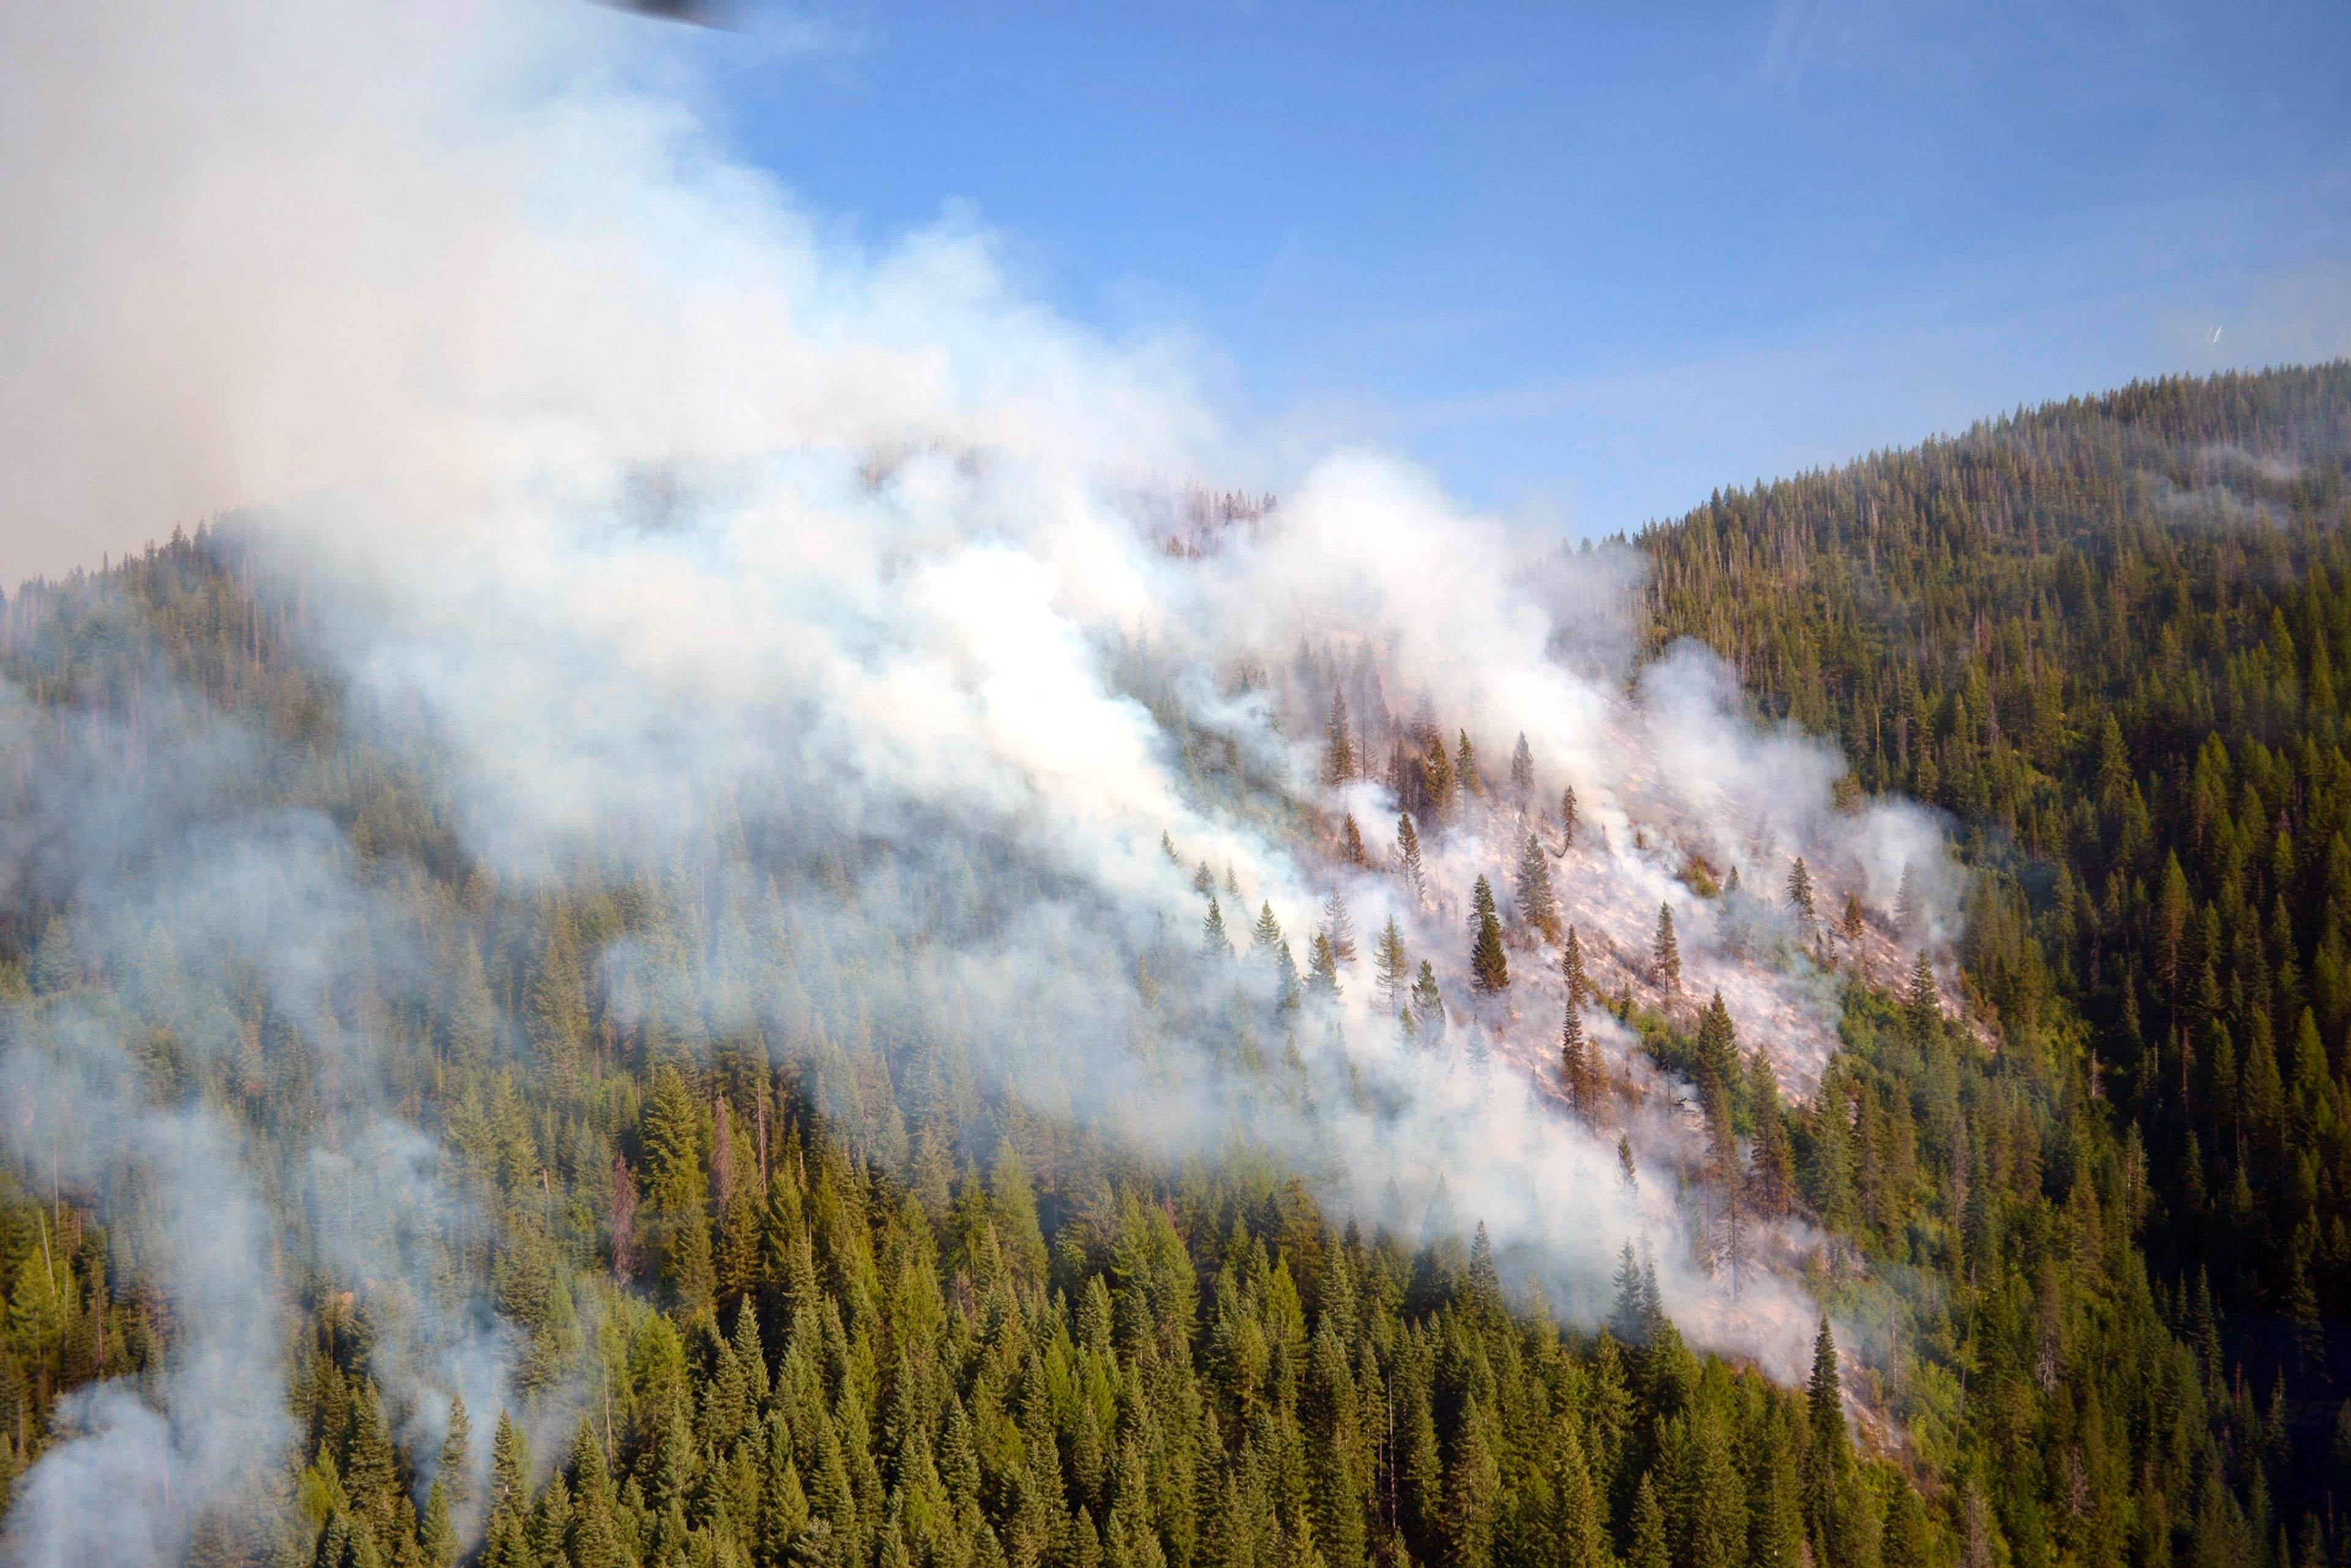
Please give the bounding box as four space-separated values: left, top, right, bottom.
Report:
0 2 1962 1558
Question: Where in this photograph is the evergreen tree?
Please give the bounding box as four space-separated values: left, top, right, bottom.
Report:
1275 940 1303 1013
1411 961 1447 1040
1651 902 1681 993
1559 784 1579 850
1201 896 1232 958
1455 730 1481 798
438 1395 474 1526
1802 1320 1854 1564
1629 1472 1671 1568
483 1411 531 1568
1251 901 1284 953
1560 999 1592 1117
1340 813 1369 866
1786 857 1815 929
1562 925 1590 1008
1322 890 1357 966
1509 732 1534 797
1904 950 1939 1043
1512 830 1560 940
1324 689 1358 784
1468 877 1509 994
1395 812 1428 909
1373 917 1410 1015
1307 933 1342 999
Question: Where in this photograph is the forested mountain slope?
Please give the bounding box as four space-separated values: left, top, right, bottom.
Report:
1643 360 2351 1561
0 364 2345 1568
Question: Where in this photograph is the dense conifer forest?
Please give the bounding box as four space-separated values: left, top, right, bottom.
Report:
0 361 2346 1568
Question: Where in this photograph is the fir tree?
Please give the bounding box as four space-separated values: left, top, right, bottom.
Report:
1324 688 1359 784
1905 950 1939 1042
1412 961 1447 1040
1425 737 1458 819
1630 1472 1671 1568
1803 1319 1854 1565
1651 902 1681 993
1455 730 1481 799
1192 860 1215 896
1509 732 1534 796
1840 890 1864 942
1892 860 1918 936
1374 917 1411 1015
1561 999 1592 1117
1469 877 1509 994
1562 925 1589 1009
1513 830 1560 940
1251 901 1284 953
1395 812 1428 908
1307 933 1342 999
1275 942 1303 1014
1786 856 1816 928
483 1410 531 1568
1340 813 1369 866
1322 890 1357 966
438 1395 474 1524
1201 896 1232 958
1559 784 1579 850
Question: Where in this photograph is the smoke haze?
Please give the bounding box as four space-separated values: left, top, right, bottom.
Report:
0 2 1964 1559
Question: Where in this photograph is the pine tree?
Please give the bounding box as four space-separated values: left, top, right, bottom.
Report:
484 1410 531 1568
1201 896 1233 958
1513 830 1560 940
1803 1319 1854 1564
1340 814 1369 866
1193 861 1215 896
1425 738 1458 819
1468 878 1509 994
1840 890 1864 943
1161 831 1180 865
1374 917 1411 1015
439 1395 474 1525
1223 863 1242 898
1905 950 1940 1043
1322 891 1357 966
1892 860 1918 936
1651 902 1681 993
1746 1051 1795 1217
1411 961 1447 1040
1395 812 1428 908
1251 901 1284 953
1629 1472 1670 1568
1307 934 1342 999
1510 732 1534 797
1559 785 1579 850
1455 731 1480 799
1787 857 1816 928
1276 942 1303 1014
1562 925 1589 1009
1324 689 1358 784
1561 1000 1592 1117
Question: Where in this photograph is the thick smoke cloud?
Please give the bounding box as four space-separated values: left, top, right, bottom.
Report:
0 2 1965 1558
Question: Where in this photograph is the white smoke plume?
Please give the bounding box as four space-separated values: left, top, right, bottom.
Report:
0 1 1965 1558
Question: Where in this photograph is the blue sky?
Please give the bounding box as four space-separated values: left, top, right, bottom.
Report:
694 1 2345 533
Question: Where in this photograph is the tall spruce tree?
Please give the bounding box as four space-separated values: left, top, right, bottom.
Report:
1651 902 1681 993
1469 877 1509 994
